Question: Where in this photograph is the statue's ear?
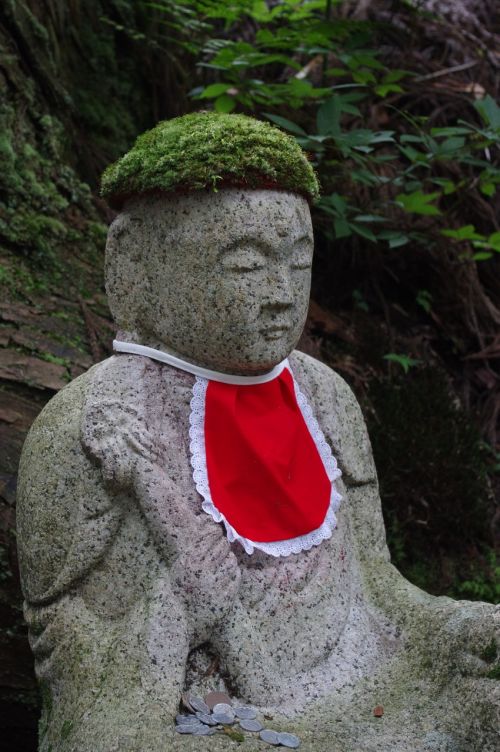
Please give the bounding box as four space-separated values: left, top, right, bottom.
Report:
105 212 150 335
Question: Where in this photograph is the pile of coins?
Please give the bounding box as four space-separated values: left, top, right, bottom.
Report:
175 692 300 748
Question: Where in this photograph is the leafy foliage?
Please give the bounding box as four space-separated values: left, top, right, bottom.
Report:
151 0 500 253
368 367 495 599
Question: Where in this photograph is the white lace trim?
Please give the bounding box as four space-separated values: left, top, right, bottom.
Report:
188 368 342 557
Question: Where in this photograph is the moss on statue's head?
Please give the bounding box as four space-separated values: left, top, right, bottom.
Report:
100 112 320 208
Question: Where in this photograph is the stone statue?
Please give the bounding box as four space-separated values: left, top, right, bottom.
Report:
16 114 499 752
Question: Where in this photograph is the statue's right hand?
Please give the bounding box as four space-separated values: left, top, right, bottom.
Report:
82 398 162 489
170 519 241 627
132 461 241 624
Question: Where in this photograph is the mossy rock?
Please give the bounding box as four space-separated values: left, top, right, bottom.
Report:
100 112 320 208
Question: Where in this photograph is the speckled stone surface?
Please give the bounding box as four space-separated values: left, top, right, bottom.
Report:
16 190 499 751
105 190 313 375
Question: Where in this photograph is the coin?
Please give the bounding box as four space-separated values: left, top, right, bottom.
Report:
193 725 217 736
235 706 257 720
177 720 206 732
205 691 232 709
213 702 234 716
175 725 196 734
189 695 210 714
277 732 301 748
181 692 194 712
239 718 263 732
260 729 280 745
212 712 235 725
196 712 218 726
176 714 199 726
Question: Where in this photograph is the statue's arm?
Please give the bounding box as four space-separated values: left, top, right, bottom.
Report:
290 349 388 562
81 355 241 633
291 350 499 678
17 358 226 748
16 366 123 607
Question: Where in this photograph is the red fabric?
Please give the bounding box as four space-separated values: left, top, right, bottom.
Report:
204 368 331 542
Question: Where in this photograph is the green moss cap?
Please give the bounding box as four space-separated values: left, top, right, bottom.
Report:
100 112 320 208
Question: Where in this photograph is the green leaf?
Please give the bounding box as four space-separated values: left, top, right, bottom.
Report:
378 230 410 248
325 67 348 77
263 113 307 136
288 78 314 97
488 231 500 251
430 126 472 137
480 182 496 197
474 95 500 130
353 214 386 223
432 178 457 195
334 217 351 238
382 69 409 84
416 289 433 313
473 252 493 261
199 83 231 99
396 191 441 215
437 136 466 153
353 70 376 85
441 225 483 241
350 222 377 242
383 353 421 373
375 83 403 97
388 234 410 248
317 96 342 136
398 145 427 163
400 134 426 144
214 94 236 113
321 193 348 214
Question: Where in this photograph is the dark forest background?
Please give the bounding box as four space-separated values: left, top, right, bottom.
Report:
0 1 499 748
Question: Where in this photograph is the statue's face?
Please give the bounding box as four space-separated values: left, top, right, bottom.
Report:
106 189 313 374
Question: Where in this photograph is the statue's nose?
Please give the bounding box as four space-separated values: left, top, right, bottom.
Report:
263 267 294 310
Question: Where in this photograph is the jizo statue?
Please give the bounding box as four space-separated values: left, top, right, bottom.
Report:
17 114 499 752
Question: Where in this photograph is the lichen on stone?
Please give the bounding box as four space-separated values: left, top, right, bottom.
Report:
100 112 320 208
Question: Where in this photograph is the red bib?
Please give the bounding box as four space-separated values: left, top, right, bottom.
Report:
190 366 342 557
111 341 342 556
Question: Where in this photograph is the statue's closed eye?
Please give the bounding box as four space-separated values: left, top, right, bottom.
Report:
291 256 312 271
221 248 312 273
220 247 266 272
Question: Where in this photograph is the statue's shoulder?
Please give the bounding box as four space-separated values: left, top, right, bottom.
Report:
289 349 376 485
16 358 124 604
289 349 359 414
19 360 104 459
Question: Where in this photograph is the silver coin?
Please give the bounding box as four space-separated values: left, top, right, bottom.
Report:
181 692 195 712
193 725 217 736
239 718 263 732
260 729 280 745
178 720 206 731
176 714 199 726
196 711 218 726
235 706 257 720
213 702 234 716
212 712 235 725
175 725 196 734
277 732 301 748
189 695 210 714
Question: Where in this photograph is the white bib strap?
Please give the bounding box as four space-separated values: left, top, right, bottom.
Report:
113 340 288 385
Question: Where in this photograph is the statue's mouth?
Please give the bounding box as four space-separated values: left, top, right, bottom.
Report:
260 325 291 340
